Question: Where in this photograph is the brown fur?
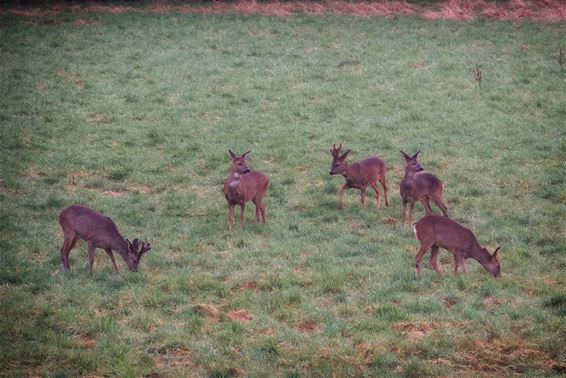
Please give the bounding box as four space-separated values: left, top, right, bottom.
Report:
59 205 151 273
400 150 448 226
224 150 269 229
329 144 389 210
414 215 500 277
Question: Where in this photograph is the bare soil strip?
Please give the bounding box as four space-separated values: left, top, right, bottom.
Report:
2 0 565 22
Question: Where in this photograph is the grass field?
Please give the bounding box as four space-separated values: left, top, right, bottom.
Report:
1 6 565 377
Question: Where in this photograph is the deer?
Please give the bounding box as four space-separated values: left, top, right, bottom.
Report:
58 205 151 274
400 150 448 226
329 144 389 210
414 215 501 277
224 149 269 230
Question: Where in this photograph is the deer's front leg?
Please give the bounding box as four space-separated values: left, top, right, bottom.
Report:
239 203 246 226
338 184 349 210
360 187 367 208
228 205 235 230
105 248 120 273
402 200 408 226
87 240 96 274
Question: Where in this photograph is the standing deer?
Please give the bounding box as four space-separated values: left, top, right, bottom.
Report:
224 150 269 229
400 150 448 226
329 144 389 210
414 215 501 277
58 205 151 273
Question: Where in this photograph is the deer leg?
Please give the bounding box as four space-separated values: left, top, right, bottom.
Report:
415 241 433 275
61 234 79 270
259 201 266 224
338 184 348 210
402 200 408 226
105 248 120 273
87 240 96 275
379 178 389 207
430 245 442 274
228 205 235 230
360 188 367 208
239 203 246 226
453 252 466 274
431 194 449 217
409 201 415 225
370 183 381 208
253 199 260 224
421 197 433 215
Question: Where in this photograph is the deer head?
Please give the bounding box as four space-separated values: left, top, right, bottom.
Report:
401 150 423 174
229 149 251 175
484 246 501 277
330 144 351 175
125 238 152 272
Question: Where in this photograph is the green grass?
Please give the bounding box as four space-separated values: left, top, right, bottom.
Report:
1 10 565 377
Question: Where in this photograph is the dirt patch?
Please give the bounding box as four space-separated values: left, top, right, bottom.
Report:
458 338 565 373
87 113 113 125
355 342 385 359
154 347 193 369
238 280 258 291
382 217 398 225
77 334 96 349
192 304 221 321
394 321 438 339
227 309 253 322
296 319 320 333
483 296 503 306
3 2 564 22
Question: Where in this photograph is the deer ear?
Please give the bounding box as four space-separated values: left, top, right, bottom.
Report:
493 247 501 259
131 238 140 252
339 149 350 161
412 151 421 160
400 150 410 161
229 149 236 159
242 150 251 159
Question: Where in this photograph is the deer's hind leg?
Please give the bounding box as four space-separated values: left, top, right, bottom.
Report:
379 178 389 207
253 195 267 224
431 194 448 217
421 197 433 215
430 245 442 273
370 183 382 208
60 232 80 270
415 239 434 275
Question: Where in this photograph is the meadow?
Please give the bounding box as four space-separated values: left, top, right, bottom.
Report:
0 6 565 377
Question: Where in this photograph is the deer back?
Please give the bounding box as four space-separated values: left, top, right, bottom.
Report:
330 144 386 187
415 215 501 276
59 205 128 253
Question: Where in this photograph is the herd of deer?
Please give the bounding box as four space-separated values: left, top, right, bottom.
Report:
58 144 501 278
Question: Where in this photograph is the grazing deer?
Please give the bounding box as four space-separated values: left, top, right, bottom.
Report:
400 150 448 226
329 144 389 210
414 215 501 277
59 205 151 273
224 150 269 229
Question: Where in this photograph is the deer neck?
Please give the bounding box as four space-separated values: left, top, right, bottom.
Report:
470 243 492 267
117 237 130 256
341 163 355 180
